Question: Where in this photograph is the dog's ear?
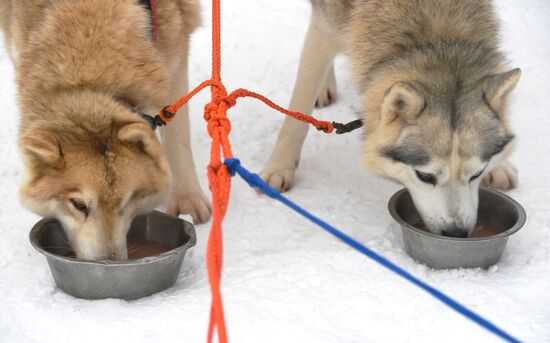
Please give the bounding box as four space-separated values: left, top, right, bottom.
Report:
19 131 63 167
118 122 160 157
381 82 425 124
482 68 521 114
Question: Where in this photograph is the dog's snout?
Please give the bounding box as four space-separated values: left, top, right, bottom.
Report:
442 227 468 238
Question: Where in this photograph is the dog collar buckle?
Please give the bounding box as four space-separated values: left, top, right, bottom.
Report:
332 119 364 134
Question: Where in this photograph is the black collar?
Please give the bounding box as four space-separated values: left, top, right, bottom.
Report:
133 109 166 130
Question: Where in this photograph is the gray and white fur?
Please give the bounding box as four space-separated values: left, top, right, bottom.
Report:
261 0 520 237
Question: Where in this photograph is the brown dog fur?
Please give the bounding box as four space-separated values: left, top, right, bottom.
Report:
0 0 208 259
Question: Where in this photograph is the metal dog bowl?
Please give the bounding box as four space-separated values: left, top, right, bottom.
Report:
30 211 196 299
388 188 526 269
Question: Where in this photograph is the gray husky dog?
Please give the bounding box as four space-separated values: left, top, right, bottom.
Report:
261 0 520 238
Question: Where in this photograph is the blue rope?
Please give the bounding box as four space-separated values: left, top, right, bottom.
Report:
224 158 520 343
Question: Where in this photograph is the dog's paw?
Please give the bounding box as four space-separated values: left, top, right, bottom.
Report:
260 164 297 193
167 192 212 224
315 69 337 108
482 161 518 190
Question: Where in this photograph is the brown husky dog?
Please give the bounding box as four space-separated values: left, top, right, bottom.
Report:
0 0 211 260
262 0 521 238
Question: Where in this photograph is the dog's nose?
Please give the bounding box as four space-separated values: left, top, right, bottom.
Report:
442 227 468 238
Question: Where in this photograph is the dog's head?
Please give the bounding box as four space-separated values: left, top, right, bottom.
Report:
364 68 520 237
19 106 171 260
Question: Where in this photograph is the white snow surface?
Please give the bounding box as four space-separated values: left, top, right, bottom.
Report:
1 1 549 342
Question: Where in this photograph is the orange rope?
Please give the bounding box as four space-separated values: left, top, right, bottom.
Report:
229 88 334 133
162 85 334 134
159 1 334 342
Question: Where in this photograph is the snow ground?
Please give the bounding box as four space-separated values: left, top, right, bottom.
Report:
1 0 549 342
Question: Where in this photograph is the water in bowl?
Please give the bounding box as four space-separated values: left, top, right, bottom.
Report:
414 221 505 238
64 239 173 259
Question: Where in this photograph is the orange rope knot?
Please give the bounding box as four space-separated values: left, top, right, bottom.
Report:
203 94 236 137
214 94 237 108
313 121 333 133
160 106 176 123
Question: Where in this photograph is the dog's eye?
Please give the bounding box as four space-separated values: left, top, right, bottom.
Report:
415 170 436 185
70 199 89 216
469 169 485 182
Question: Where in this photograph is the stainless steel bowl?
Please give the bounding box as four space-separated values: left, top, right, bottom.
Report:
388 188 526 269
30 211 196 300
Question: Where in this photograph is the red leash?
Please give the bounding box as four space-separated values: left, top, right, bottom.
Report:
149 0 158 42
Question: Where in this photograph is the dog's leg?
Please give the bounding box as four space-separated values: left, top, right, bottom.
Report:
261 16 337 192
315 62 337 108
482 160 518 190
160 60 212 224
